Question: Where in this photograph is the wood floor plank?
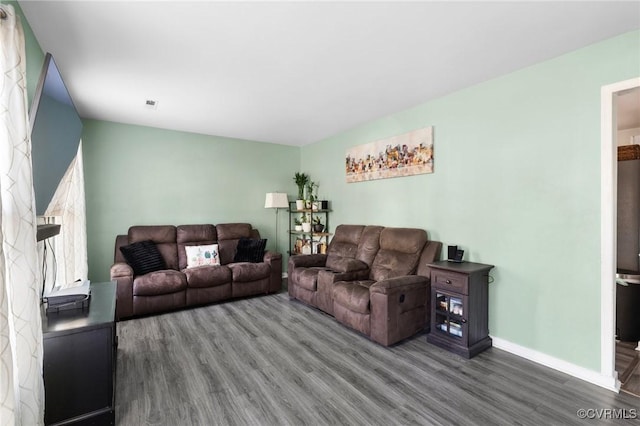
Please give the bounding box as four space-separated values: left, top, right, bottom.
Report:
116 293 639 425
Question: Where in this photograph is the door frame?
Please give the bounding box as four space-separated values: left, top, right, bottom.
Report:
600 77 640 389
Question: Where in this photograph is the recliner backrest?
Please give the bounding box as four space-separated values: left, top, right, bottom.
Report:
326 225 365 259
369 227 428 281
416 240 443 278
216 223 255 265
356 225 384 266
128 225 178 270
176 224 218 270
325 224 366 270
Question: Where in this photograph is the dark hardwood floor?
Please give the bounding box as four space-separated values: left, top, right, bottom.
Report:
617 340 640 398
116 292 640 425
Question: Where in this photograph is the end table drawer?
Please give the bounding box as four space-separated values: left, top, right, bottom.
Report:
433 270 468 295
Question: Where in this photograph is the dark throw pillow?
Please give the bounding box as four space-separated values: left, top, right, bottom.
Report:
233 238 267 263
120 240 166 276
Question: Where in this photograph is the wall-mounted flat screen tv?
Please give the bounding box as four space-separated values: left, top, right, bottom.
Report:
29 52 83 216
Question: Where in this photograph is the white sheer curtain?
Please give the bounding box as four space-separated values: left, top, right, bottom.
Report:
0 5 45 426
44 142 88 289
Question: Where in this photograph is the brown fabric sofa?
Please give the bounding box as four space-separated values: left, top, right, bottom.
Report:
288 224 441 346
111 223 282 320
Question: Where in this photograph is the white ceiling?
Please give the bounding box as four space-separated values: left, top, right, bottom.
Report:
18 1 640 146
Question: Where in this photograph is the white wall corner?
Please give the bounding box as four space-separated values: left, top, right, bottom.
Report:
491 336 619 392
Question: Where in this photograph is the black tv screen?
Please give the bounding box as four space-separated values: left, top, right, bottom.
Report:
29 53 83 216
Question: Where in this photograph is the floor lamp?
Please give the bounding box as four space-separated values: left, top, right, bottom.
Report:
264 192 289 253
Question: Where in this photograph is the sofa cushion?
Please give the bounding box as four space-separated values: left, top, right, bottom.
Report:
234 238 267 263
333 280 375 314
133 270 187 296
325 256 368 273
370 228 427 281
216 223 253 265
120 240 166 276
177 224 217 243
185 244 220 268
228 262 270 283
177 224 217 270
184 265 232 288
327 225 364 259
291 267 327 291
128 225 178 270
356 225 384 266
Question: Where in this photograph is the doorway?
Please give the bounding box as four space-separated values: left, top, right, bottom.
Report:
601 77 640 394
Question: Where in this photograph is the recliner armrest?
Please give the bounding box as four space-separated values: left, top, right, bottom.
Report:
370 275 429 295
263 250 282 263
325 256 369 273
288 253 327 268
110 262 134 320
111 262 133 278
263 251 283 293
370 275 431 346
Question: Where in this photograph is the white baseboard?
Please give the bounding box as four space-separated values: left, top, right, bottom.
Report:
491 336 620 392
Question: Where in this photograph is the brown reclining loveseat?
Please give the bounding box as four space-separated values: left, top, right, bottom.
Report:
111 223 282 320
288 225 441 346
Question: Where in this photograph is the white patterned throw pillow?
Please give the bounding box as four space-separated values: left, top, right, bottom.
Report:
185 244 220 268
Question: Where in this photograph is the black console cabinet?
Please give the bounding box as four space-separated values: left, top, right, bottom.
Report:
42 282 117 425
427 261 494 358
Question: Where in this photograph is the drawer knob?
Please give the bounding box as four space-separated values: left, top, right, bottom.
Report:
461 318 467 323
445 279 452 284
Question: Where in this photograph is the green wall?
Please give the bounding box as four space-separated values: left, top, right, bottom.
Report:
82 120 299 283
301 30 640 371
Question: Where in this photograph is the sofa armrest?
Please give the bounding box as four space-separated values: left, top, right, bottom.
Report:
370 275 429 295
263 250 282 263
110 262 134 320
264 250 283 293
325 256 369 273
369 275 430 346
288 253 327 268
315 268 370 315
111 262 133 278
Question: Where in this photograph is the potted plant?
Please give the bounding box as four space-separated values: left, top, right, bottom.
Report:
305 181 314 209
301 213 312 233
310 181 320 210
294 217 303 232
312 216 324 233
293 172 309 210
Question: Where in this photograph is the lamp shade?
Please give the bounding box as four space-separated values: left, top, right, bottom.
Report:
265 192 289 209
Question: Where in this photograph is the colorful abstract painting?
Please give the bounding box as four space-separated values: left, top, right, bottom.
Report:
345 126 434 183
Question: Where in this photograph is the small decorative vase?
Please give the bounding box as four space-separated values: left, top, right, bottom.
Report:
295 225 302 232
296 200 305 210
312 202 319 211
301 242 311 254
313 224 324 233
302 222 312 233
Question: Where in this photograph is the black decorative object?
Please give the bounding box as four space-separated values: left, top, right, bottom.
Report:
120 240 166 276
234 238 267 263
447 245 457 260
